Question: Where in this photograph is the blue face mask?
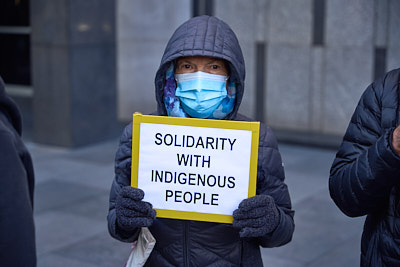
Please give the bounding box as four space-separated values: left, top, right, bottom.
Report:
175 71 228 118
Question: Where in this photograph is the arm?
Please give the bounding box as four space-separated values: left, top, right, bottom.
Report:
329 73 400 217
107 122 141 242
232 120 294 247
255 124 295 247
0 131 36 264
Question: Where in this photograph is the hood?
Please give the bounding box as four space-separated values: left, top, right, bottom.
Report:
154 15 245 120
0 76 22 135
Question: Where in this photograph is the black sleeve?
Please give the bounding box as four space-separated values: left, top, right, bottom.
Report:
329 72 400 217
256 124 295 248
107 122 140 242
0 131 36 266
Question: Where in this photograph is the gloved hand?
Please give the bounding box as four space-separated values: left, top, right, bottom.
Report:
115 186 156 233
232 194 279 238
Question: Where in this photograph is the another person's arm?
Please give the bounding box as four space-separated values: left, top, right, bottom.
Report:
0 130 36 265
329 72 400 217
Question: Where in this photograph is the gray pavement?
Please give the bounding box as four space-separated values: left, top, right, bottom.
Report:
28 139 365 267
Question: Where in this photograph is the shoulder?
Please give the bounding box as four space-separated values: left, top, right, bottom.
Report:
0 118 21 169
383 68 400 86
365 68 400 101
0 114 16 146
234 113 278 149
350 68 400 130
119 122 132 144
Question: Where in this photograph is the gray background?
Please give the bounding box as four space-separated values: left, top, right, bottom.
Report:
6 0 397 147
2 1 399 266
116 0 400 145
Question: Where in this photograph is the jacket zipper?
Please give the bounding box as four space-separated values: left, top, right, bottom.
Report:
184 220 189 266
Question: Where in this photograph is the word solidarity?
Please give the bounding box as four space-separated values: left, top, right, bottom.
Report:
154 133 237 151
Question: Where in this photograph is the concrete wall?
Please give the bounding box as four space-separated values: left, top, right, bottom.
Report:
116 0 190 121
31 0 119 147
117 0 400 145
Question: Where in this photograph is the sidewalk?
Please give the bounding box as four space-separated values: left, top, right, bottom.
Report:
28 139 364 267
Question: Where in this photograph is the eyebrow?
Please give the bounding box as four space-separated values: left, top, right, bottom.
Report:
206 60 225 65
177 58 225 65
177 59 191 64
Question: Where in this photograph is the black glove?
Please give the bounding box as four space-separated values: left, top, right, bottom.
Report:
232 194 279 238
115 186 156 233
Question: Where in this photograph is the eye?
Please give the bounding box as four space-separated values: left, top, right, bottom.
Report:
206 64 221 72
207 63 228 75
177 63 193 72
175 61 196 74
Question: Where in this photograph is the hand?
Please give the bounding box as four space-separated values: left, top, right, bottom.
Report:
233 195 279 238
392 125 400 156
115 186 156 232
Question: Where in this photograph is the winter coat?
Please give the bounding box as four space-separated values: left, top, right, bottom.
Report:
329 68 400 266
0 76 36 266
108 15 294 266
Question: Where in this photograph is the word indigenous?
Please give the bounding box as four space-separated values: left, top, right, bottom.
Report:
151 170 236 188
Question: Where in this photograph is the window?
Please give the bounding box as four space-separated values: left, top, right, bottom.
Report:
0 0 31 86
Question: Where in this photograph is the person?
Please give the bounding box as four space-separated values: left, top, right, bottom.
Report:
0 76 36 266
329 68 400 266
108 15 294 266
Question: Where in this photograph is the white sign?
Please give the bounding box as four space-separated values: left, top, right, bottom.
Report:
131 114 259 223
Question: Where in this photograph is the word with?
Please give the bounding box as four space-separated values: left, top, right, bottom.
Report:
177 154 210 168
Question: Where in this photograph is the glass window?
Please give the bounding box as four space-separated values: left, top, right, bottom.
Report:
0 0 30 26
0 34 31 85
0 0 31 85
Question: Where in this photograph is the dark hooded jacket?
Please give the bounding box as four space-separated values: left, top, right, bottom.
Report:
329 68 400 266
0 76 36 266
108 15 294 266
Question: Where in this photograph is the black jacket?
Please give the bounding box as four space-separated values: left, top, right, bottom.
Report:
108 15 294 266
0 76 36 266
329 68 400 266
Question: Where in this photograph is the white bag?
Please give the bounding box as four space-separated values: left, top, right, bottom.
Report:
125 227 156 267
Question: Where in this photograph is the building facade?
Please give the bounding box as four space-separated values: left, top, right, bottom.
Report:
1 0 399 147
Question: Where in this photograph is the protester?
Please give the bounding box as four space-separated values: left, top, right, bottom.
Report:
0 76 36 266
108 15 294 266
329 68 400 266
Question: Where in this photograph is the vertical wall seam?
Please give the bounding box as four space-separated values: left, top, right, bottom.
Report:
255 42 266 122
192 0 213 17
374 47 387 79
312 0 326 46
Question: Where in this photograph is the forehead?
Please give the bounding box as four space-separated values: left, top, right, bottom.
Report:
176 56 226 65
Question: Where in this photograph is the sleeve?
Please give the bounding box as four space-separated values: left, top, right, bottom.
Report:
107 122 140 242
329 72 400 218
256 123 295 248
0 131 36 265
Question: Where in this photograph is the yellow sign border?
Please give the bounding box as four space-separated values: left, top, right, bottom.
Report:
131 113 260 224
